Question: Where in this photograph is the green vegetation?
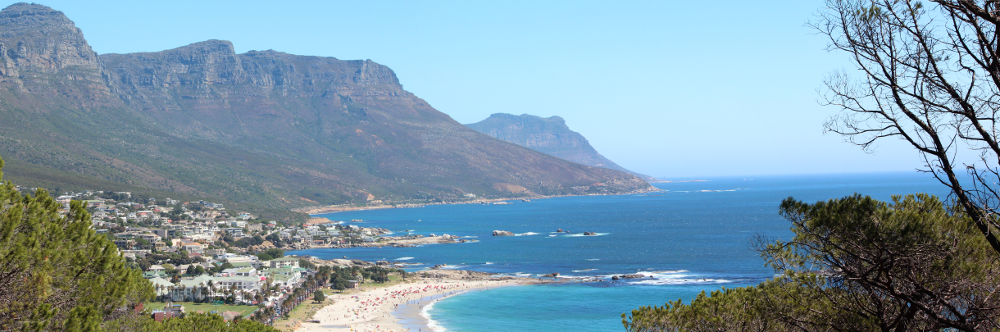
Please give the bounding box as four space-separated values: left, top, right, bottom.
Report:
622 194 1000 331
0 156 153 330
109 312 275 332
312 290 325 303
625 1 1000 330
270 292 333 332
143 302 258 318
256 248 284 261
327 266 406 291
0 155 276 331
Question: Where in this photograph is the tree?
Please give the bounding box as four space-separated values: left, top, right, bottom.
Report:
0 156 154 330
265 233 282 246
263 248 283 259
334 280 347 292
106 311 279 331
622 194 1000 331
136 257 152 271
186 264 197 276
313 290 325 303
817 0 1000 255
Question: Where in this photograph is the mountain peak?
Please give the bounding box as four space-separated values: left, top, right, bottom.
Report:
0 2 82 41
174 39 236 54
0 3 66 20
0 2 107 101
0 5 653 210
468 113 654 181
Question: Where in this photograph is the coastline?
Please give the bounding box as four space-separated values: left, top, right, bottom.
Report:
295 187 661 216
295 271 543 332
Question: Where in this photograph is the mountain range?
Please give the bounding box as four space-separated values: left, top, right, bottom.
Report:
0 3 652 215
467 113 654 182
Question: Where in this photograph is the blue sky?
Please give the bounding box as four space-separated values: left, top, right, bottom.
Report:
18 1 926 178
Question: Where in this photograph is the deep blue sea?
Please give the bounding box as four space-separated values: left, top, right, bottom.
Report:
288 172 947 331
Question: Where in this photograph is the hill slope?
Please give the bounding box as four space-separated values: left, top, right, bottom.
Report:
0 3 653 209
467 113 654 181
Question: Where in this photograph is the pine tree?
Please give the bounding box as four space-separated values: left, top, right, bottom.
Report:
0 156 154 330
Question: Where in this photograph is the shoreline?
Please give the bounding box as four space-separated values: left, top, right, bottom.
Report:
295 188 661 216
295 273 541 332
395 283 520 332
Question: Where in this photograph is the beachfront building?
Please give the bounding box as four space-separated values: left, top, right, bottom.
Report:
265 267 305 288
148 277 173 297
214 276 261 291
234 267 257 277
268 256 299 269
226 255 262 269
168 275 213 302
143 270 169 279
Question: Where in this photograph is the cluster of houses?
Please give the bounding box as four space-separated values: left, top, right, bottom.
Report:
276 223 392 246
145 255 306 305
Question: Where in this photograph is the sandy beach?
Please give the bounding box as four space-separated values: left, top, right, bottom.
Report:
296 271 537 332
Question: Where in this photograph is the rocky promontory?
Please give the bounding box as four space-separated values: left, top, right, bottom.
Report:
467 113 656 182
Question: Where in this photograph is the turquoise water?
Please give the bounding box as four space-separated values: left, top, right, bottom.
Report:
289 172 946 331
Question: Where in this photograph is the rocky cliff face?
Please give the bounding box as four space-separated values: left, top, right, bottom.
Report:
0 3 112 107
467 113 653 181
0 3 654 209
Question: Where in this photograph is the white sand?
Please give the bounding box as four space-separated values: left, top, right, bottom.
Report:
296 278 527 332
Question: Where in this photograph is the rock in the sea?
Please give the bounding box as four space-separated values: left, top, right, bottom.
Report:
493 230 514 236
583 232 596 236
611 276 620 280
617 274 644 279
542 272 560 278
557 228 564 233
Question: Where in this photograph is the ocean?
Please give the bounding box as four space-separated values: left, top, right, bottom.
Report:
288 172 948 331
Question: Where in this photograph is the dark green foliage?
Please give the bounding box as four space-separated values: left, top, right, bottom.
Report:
313 290 325 302
0 156 155 331
210 262 234 274
232 235 264 248
325 266 403 287
257 248 284 261
263 248 283 259
107 312 277 331
264 233 282 246
623 194 1000 331
298 259 316 270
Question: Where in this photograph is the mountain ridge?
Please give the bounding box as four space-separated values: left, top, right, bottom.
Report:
0 3 654 211
467 113 654 181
